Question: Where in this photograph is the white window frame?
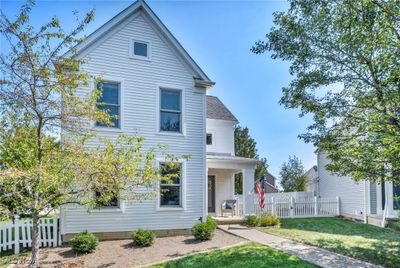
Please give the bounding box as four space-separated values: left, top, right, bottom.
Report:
130 39 151 61
92 75 124 132
156 85 185 136
91 191 125 213
156 159 186 211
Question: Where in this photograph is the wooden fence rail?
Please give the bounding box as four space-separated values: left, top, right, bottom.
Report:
0 216 60 254
255 196 340 218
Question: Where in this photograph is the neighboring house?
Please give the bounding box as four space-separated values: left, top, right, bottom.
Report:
305 165 318 195
317 151 399 225
263 172 279 193
60 0 257 240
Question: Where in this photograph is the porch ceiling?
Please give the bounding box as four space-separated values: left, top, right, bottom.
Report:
207 154 258 170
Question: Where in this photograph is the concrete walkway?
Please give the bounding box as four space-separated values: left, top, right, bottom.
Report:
219 224 381 268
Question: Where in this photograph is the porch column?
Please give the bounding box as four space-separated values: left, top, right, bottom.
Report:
242 168 255 215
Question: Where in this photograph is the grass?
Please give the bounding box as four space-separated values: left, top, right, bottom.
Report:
0 250 30 268
258 217 400 268
150 242 318 268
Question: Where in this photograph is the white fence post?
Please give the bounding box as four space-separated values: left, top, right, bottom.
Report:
14 215 20 254
336 196 340 216
290 197 295 218
0 216 60 253
314 196 318 217
271 197 275 216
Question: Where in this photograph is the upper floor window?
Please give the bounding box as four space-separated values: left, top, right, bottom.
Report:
160 89 181 132
96 81 120 128
160 163 182 207
206 133 213 145
131 40 149 59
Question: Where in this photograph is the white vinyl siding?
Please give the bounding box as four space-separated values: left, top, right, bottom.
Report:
318 151 366 216
61 12 206 234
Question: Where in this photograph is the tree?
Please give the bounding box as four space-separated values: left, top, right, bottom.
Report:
0 2 178 267
279 155 307 192
234 125 268 194
252 1 400 184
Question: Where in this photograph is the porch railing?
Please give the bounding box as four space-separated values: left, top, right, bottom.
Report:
255 196 340 218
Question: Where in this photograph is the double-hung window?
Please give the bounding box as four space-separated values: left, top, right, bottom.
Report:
159 163 182 207
160 89 181 132
94 190 119 208
96 82 120 128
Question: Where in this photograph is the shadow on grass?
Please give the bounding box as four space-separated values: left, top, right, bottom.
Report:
265 217 400 267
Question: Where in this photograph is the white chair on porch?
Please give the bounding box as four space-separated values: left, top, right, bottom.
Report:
221 200 237 217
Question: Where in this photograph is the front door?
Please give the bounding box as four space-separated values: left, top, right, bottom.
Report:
208 175 216 213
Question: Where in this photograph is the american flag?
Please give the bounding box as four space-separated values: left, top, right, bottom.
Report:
256 177 265 209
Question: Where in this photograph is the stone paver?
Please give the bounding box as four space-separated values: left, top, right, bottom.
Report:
219 224 381 268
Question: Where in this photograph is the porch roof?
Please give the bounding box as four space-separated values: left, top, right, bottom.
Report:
207 153 258 170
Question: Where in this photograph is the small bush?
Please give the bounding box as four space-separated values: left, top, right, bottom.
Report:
259 215 281 227
69 231 99 253
192 222 214 240
131 229 155 247
245 215 259 227
206 215 217 230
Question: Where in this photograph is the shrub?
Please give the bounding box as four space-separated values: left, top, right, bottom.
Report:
69 231 99 253
131 229 155 247
245 215 259 227
259 215 281 227
192 222 214 240
206 215 217 230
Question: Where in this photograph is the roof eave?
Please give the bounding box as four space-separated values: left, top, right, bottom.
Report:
194 78 215 89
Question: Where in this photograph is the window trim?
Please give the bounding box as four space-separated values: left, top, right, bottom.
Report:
156 85 185 136
92 76 124 132
130 39 151 61
156 159 186 211
92 190 124 212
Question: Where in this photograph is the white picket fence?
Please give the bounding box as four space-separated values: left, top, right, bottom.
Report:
0 216 60 254
255 196 340 218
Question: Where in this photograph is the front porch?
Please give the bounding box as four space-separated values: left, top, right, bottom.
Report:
206 154 258 220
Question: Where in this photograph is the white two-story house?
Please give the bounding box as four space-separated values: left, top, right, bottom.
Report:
60 0 257 240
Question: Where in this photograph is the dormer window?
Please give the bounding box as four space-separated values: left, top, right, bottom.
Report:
131 40 150 59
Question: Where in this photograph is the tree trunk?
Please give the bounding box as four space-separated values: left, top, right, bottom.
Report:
29 213 40 268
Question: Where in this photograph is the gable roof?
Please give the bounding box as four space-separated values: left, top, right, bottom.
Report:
206 95 238 122
63 0 214 88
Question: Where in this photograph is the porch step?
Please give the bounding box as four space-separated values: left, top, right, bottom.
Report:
212 216 245 225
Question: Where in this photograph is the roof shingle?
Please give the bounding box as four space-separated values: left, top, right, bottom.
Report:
206 95 238 122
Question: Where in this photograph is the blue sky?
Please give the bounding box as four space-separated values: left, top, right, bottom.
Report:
1 0 316 180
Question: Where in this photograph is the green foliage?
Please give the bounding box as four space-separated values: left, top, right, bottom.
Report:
192 217 217 241
69 231 99 253
131 229 156 247
245 215 259 227
259 217 400 267
279 155 307 192
259 215 280 227
150 242 318 268
234 126 269 194
206 215 217 230
253 1 400 184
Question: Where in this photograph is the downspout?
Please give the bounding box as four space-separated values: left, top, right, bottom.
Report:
363 180 368 224
382 182 389 227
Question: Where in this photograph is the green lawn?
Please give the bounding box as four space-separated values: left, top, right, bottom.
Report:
150 242 318 268
258 217 400 267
